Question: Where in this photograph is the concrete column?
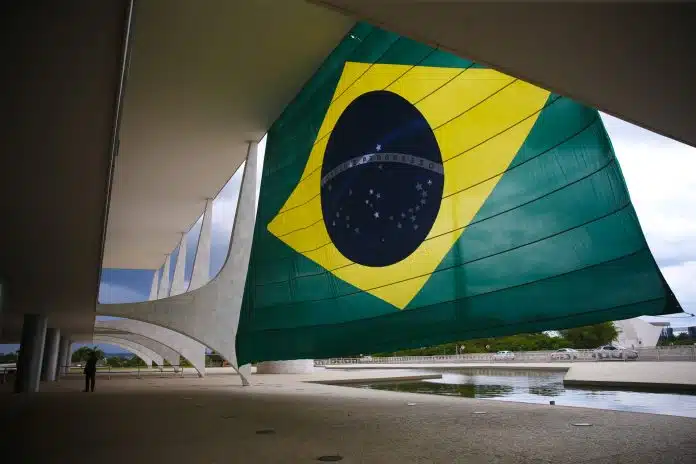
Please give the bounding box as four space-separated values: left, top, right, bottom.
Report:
157 253 172 298
14 314 48 393
41 328 60 381
188 198 212 291
224 142 259 385
149 267 160 300
56 336 71 378
170 233 187 295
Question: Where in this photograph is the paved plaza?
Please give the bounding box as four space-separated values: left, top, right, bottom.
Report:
1 372 695 463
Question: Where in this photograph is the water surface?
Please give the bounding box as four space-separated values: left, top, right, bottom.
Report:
350 368 696 418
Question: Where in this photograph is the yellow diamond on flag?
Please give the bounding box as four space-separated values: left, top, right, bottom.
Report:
267 62 550 309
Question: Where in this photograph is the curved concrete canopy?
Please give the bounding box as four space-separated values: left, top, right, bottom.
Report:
104 0 352 268
73 334 159 368
99 144 258 384
314 1 696 148
94 319 206 377
92 330 181 367
92 336 162 368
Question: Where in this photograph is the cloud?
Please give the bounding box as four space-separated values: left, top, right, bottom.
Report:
98 281 149 304
603 113 696 314
661 261 696 313
209 171 243 277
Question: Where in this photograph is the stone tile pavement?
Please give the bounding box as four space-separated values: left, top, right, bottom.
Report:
1 372 694 463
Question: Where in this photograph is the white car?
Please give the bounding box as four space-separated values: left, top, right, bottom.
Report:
551 348 579 360
493 350 515 361
592 345 639 360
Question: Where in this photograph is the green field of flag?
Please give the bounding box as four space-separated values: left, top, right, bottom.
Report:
236 23 680 364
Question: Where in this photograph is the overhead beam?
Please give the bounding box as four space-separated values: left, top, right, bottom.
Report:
0 0 132 342
312 1 696 147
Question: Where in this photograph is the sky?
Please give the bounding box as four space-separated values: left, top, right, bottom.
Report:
98 114 695 317
601 114 696 327
2 115 695 355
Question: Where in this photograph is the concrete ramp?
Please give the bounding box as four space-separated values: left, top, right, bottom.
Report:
564 362 696 391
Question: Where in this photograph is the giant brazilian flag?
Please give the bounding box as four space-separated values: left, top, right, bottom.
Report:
236 24 680 364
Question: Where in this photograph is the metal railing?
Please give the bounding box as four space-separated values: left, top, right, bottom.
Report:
1 366 16 384
315 346 696 366
2 364 199 383
61 365 190 379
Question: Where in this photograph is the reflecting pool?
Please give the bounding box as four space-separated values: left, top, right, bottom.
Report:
351 368 696 418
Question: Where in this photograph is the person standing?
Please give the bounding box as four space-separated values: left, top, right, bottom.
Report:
83 351 98 392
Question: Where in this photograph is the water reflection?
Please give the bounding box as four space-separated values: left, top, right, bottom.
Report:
367 380 513 398
354 368 696 418
528 385 562 397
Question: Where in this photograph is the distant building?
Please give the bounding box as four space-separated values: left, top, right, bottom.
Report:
688 326 696 338
614 318 664 348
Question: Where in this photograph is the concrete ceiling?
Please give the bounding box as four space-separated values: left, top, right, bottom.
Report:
313 1 696 149
0 1 129 342
0 0 351 342
4 0 694 344
103 0 353 269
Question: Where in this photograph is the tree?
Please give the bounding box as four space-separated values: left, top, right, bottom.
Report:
123 355 146 367
206 351 224 367
0 350 19 363
71 346 105 363
559 322 618 349
373 332 570 357
104 355 146 368
370 323 620 358
104 356 124 368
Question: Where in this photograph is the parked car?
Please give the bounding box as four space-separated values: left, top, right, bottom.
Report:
592 345 639 360
551 348 579 360
493 350 515 361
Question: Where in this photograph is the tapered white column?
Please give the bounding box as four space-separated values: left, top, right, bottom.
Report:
98 142 259 385
222 142 258 385
157 254 172 298
170 233 187 296
149 268 160 300
188 199 212 291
